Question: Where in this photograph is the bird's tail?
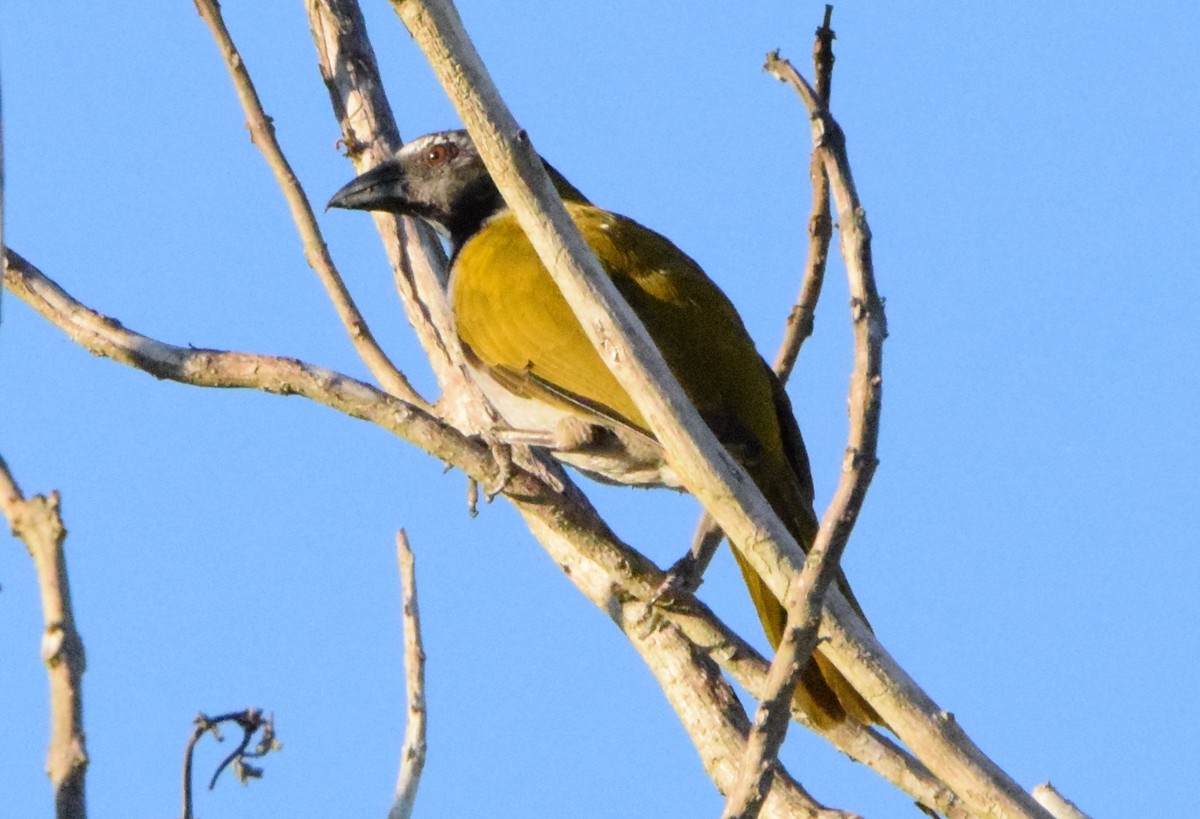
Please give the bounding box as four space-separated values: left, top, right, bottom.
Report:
730 548 881 728
737 370 882 728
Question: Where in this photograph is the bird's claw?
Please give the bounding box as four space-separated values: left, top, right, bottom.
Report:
479 435 565 500
483 438 517 500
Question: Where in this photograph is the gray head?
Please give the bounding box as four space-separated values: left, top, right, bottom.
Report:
327 130 586 249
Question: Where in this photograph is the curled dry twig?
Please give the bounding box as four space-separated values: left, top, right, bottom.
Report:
180 708 280 819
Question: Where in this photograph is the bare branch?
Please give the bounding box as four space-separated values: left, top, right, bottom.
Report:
525 520 847 819
689 5 837 609
192 0 428 411
2 249 483 476
771 5 836 380
723 565 844 818
0 455 88 819
388 530 427 819
767 53 1053 819
674 511 722 593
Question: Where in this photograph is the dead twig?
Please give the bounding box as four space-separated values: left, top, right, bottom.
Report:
0 455 88 819
768 51 1059 818
679 6 838 617
192 0 428 412
307 0 506 441
388 530 427 819
724 10 882 815
771 4 836 380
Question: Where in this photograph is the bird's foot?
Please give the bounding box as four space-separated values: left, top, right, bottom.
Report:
479 437 516 500
483 435 565 497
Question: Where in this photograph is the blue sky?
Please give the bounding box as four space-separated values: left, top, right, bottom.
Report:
3 2 1198 816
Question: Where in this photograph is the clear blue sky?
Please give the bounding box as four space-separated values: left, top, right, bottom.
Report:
3 2 1198 816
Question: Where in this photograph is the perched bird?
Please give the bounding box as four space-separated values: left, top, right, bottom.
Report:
329 130 877 727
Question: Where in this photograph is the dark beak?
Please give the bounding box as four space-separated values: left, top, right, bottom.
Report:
326 160 408 212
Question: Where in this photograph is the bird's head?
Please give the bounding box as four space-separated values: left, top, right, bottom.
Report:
327 129 586 249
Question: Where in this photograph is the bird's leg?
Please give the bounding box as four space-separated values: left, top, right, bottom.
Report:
492 429 557 448
494 415 607 453
480 415 608 499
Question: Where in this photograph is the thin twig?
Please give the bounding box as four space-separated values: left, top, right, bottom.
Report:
0 455 88 819
724 11 882 814
673 510 722 591
388 530 427 819
771 5 836 381
305 0 452 360
763 17 836 590
3 248 469 469
192 0 428 412
768 53 1056 819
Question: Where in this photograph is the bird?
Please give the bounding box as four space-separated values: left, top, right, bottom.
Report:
329 129 878 727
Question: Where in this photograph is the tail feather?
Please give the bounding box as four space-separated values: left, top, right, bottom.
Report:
730 547 880 728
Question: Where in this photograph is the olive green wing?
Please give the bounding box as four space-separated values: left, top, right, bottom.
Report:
451 206 648 435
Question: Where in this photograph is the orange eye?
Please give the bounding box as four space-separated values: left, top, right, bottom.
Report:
425 142 457 165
